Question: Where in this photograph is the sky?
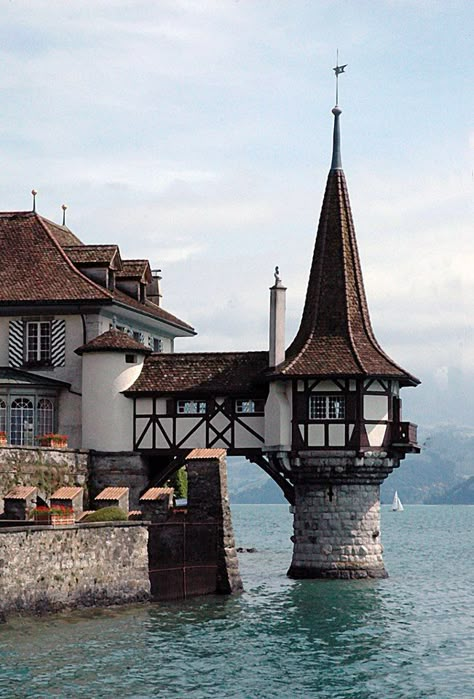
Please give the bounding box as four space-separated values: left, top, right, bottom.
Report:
0 1 473 427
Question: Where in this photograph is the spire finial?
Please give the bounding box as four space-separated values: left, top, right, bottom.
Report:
330 53 346 171
61 204 68 226
31 189 37 212
333 49 347 107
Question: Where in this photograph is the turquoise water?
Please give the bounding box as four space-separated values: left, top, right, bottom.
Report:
0 505 472 698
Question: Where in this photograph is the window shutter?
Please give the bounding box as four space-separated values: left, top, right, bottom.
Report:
148 336 153 349
8 320 24 367
51 319 66 367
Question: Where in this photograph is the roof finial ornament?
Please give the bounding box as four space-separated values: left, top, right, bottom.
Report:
31 189 37 212
274 265 281 283
333 49 347 108
61 204 68 226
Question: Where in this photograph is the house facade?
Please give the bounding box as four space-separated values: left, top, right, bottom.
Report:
0 212 195 448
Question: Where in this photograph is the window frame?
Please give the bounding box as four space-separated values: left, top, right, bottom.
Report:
234 398 265 415
176 399 207 415
25 320 52 365
309 394 346 421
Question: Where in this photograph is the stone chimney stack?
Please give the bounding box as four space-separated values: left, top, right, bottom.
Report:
269 267 286 368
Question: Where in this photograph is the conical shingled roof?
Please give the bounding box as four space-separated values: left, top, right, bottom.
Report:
277 110 419 386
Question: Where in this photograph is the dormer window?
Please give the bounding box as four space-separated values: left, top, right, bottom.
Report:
309 395 345 420
26 321 51 364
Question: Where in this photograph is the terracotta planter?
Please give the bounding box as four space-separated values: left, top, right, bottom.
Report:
50 513 75 526
38 437 68 448
0 437 7 446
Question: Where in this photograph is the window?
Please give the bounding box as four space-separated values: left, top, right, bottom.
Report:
125 354 137 364
153 338 163 353
26 321 51 363
37 398 54 436
309 395 345 420
177 400 207 415
0 398 6 433
235 399 265 414
10 397 34 445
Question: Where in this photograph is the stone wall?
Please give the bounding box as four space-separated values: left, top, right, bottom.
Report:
88 451 150 509
186 452 242 594
0 446 89 513
288 450 397 579
0 522 150 616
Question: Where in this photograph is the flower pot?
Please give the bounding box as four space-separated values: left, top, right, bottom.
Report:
50 513 75 526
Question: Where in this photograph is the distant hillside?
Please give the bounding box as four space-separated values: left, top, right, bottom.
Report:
425 475 474 505
228 424 474 505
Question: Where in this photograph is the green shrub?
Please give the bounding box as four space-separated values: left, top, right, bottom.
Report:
82 506 128 523
167 467 188 500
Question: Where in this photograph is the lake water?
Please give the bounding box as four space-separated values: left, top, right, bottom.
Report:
0 504 472 698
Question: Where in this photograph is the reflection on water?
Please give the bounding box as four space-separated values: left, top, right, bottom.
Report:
0 505 472 699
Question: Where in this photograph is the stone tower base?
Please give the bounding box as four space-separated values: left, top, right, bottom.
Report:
287 451 398 579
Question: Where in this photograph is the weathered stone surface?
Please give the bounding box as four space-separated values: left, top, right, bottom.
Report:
88 451 149 509
186 454 243 594
287 452 397 579
0 446 89 513
0 522 150 616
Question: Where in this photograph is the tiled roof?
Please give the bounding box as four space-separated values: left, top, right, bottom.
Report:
117 259 152 282
112 288 195 333
50 486 83 500
0 211 195 334
95 486 129 500
75 329 152 355
63 245 122 269
0 212 112 303
277 170 420 386
186 449 226 460
125 351 269 395
41 217 83 246
140 487 174 501
4 485 37 500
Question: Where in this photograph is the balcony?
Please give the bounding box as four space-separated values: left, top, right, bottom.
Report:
391 422 420 453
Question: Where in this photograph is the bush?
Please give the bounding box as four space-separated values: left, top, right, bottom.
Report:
167 467 188 500
82 506 128 523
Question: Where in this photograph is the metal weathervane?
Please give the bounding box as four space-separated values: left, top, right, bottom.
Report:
333 50 347 106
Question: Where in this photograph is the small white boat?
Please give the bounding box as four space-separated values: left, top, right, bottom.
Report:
392 491 404 511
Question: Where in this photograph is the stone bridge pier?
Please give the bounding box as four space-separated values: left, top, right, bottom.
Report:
286 451 399 579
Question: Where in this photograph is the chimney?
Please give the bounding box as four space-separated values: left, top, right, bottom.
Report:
147 269 162 306
269 266 286 368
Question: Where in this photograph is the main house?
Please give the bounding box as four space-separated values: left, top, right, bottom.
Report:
0 211 195 448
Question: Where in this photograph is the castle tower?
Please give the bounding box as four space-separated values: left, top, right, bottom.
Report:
266 92 420 579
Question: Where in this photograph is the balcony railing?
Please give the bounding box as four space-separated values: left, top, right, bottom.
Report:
391 421 419 450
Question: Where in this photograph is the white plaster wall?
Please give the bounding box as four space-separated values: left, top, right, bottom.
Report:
363 395 388 421
0 318 9 364
81 352 144 451
57 391 82 448
328 424 346 446
367 424 387 447
307 424 325 446
312 380 341 392
264 381 292 450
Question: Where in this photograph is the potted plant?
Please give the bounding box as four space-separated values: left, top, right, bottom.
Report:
32 504 75 526
37 433 68 448
0 431 7 446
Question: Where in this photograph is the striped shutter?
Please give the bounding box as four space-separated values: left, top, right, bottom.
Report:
8 320 24 367
51 319 66 367
148 335 153 349
139 331 145 345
